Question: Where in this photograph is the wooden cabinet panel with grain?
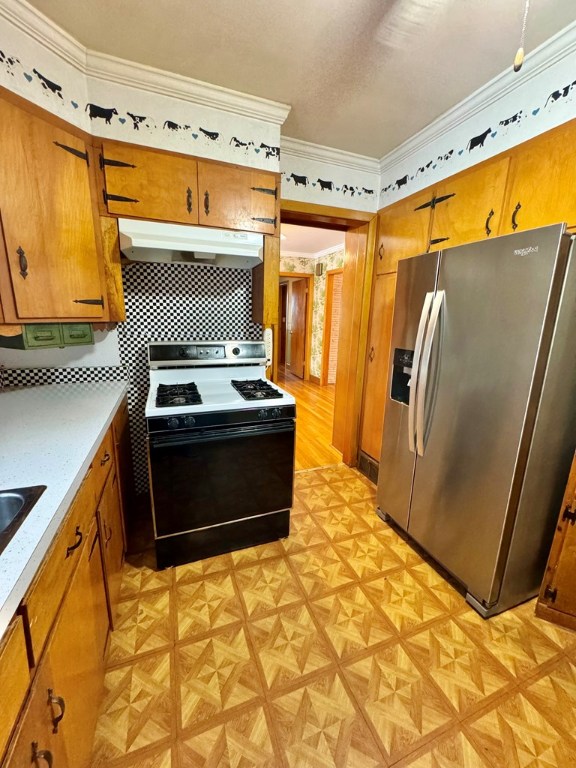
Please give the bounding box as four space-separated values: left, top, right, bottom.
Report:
375 191 432 274
359 272 397 461
98 470 125 626
198 161 279 234
101 141 199 224
0 97 104 321
500 121 576 235
0 616 30 763
430 157 510 249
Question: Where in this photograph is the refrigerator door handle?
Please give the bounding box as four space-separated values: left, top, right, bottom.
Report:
416 290 445 456
408 291 434 453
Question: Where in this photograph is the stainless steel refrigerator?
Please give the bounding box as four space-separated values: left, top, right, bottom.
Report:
377 224 576 617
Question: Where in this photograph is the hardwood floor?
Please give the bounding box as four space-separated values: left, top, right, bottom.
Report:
277 365 343 470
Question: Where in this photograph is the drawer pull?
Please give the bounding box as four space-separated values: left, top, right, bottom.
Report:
186 186 193 214
204 190 210 215
17 246 28 278
48 689 66 733
32 742 53 768
101 451 111 466
378 243 384 260
65 526 83 558
485 208 494 236
512 202 521 231
33 332 55 341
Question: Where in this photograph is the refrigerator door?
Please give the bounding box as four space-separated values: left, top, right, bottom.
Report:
408 224 567 607
377 252 439 529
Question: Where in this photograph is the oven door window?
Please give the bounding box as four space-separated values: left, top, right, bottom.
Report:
149 422 295 537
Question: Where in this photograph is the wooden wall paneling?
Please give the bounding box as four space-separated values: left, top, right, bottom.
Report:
430 156 510 249
333 217 376 464
99 217 126 322
320 269 343 386
359 271 398 461
500 120 576 235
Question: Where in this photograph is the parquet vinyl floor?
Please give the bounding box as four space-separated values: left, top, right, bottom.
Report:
91 465 576 767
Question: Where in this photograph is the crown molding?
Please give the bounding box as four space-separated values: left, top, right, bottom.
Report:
281 136 379 174
1 0 291 126
86 51 291 125
379 19 576 174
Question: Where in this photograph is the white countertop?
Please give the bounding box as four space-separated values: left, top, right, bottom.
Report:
0 380 128 639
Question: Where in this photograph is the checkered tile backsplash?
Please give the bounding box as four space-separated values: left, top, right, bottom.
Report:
2 262 263 494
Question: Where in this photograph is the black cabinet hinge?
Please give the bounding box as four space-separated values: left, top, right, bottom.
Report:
53 141 89 166
251 216 277 227
414 197 435 211
73 296 104 307
429 237 450 247
414 192 456 212
543 585 557 603
99 154 136 170
562 505 576 525
103 191 140 205
251 186 278 199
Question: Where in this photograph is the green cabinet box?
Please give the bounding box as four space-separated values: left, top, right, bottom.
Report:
0 324 94 350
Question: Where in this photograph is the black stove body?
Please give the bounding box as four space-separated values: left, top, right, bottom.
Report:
146 341 296 569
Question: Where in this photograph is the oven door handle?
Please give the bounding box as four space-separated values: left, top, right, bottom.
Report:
149 421 295 448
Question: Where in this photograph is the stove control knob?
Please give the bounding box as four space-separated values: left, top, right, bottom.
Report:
177 347 187 358
257 409 268 420
183 415 196 428
232 347 240 356
270 408 282 419
167 417 180 430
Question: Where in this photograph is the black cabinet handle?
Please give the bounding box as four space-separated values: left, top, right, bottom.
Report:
104 521 113 544
47 689 66 733
512 202 521 231
378 244 384 261
32 742 53 768
17 246 28 278
100 451 111 466
368 346 375 362
485 208 495 236
65 526 83 558
204 190 210 215
186 186 193 214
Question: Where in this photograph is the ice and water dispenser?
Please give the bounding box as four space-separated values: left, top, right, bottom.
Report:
390 348 414 405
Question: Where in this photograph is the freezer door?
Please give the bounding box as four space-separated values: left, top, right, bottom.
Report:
377 252 439 529
408 224 567 606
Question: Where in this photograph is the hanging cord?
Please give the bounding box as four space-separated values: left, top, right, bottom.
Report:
514 0 530 72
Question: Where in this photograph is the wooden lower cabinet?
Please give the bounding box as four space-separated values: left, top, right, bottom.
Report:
98 470 125 626
4 519 108 768
0 617 30 762
536 451 576 630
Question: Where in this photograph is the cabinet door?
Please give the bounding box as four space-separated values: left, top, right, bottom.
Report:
101 141 199 224
359 273 397 461
375 191 432 274
98 471 125 625
0 616 30 762
45 519 108 768
197 162 279 234
500 121 576 235
0 98 103 320
430 157 510 248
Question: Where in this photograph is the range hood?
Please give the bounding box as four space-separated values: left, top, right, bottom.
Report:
118 218 264 269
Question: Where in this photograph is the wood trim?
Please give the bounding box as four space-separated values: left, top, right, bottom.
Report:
281 199 373 229
310 374 321 385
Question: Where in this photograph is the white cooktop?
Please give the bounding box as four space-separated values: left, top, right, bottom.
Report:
145 365 295 418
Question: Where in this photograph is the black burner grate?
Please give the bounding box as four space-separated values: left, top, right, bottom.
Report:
231 379 283 401
156 382 202 407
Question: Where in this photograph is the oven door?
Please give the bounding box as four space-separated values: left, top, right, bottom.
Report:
148 420 295 538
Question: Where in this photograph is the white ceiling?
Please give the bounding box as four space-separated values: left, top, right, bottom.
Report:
25 0 576 158
280 224 345 257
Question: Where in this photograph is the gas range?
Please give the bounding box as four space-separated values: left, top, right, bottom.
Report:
145 340 296 568
145 341 296 431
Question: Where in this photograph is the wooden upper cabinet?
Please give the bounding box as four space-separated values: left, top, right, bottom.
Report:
0 98 104 321
197 161 279 235
375 191 432 274
430 157 510 249
500 121 576 235
360 272 397 461
101 141 199 224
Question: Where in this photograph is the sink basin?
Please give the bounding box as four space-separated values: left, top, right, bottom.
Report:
0 485 46 555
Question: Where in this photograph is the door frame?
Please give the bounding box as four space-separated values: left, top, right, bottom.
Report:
278 200 376 466
279 271 314 381
321 268 344 386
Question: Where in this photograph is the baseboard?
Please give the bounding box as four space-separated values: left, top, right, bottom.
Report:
310 374 321 385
